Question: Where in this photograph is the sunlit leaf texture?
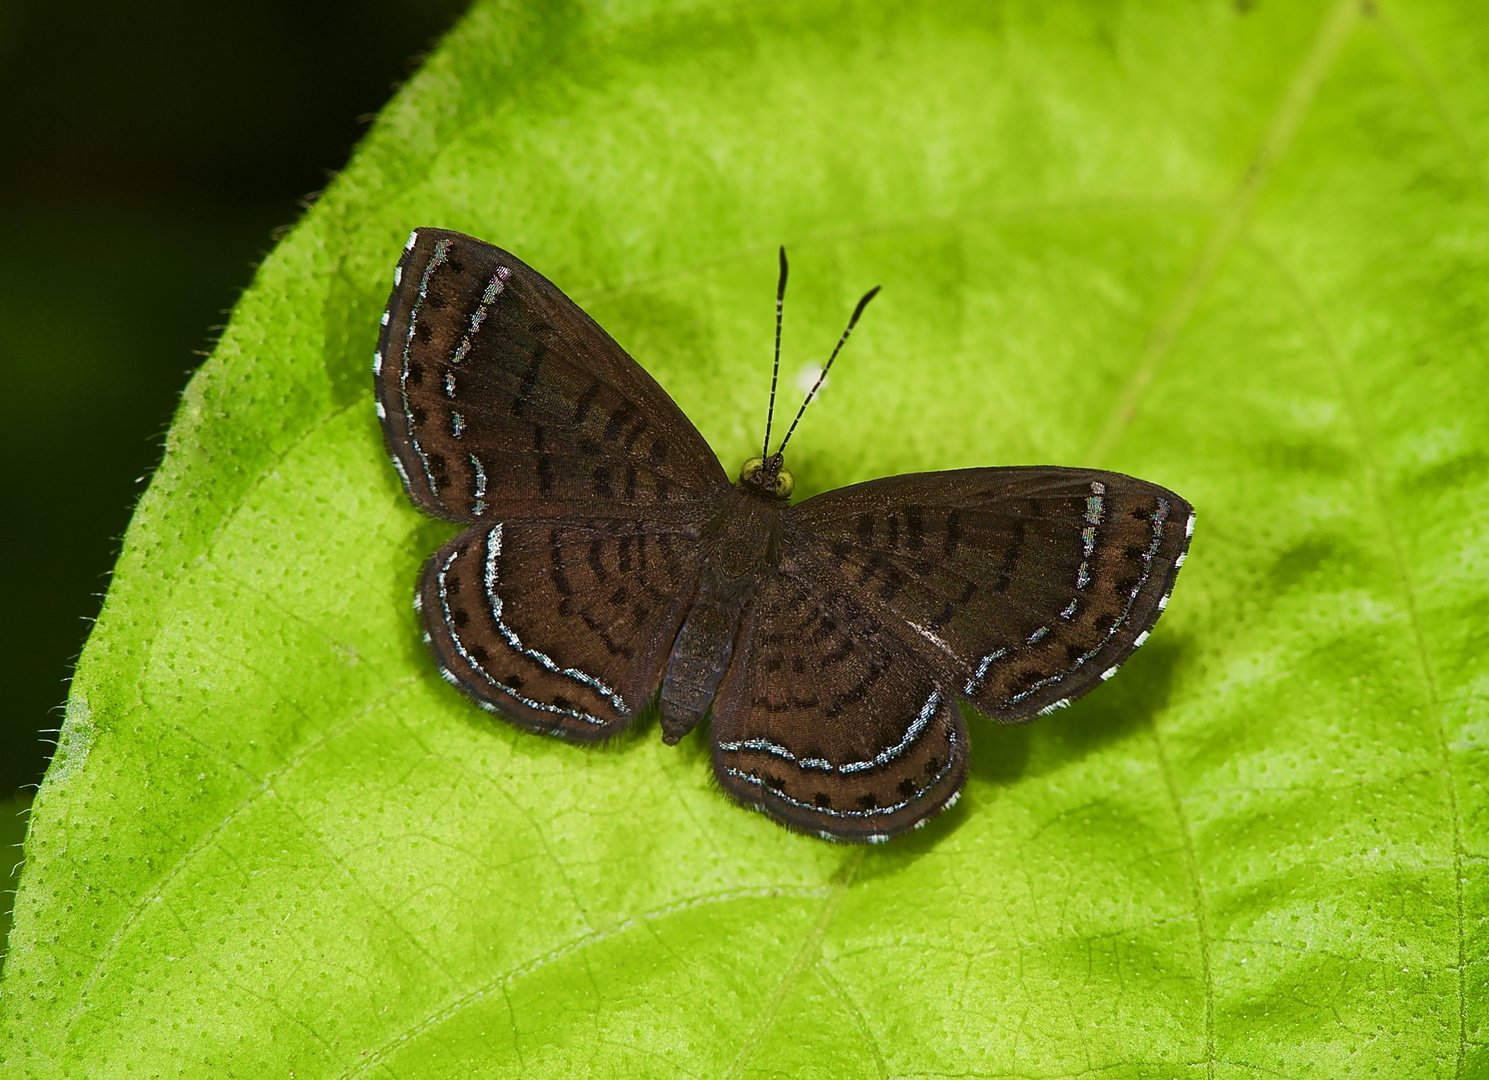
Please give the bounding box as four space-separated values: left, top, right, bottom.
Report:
4 1 1485 1076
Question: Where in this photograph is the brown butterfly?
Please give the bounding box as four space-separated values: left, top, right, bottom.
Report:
374 229 1193 842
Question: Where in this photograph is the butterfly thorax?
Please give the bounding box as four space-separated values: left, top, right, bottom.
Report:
658 485 785 744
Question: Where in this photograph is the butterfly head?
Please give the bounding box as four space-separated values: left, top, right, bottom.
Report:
738 453 795 501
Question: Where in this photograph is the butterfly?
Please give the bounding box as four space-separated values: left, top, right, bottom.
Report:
374 229 1194 843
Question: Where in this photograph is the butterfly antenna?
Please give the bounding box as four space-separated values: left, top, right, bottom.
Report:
773 283 880 457
762 246 788 461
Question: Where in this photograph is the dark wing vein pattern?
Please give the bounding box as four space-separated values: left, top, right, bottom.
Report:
789 467 1194 721
419 517 707 740
374 228 727 523
710 565 968 841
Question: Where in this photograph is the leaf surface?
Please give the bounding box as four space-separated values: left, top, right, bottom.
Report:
5 1 1486 1076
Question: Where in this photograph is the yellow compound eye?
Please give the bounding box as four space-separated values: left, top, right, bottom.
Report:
740 456 765 482
774 468 795 497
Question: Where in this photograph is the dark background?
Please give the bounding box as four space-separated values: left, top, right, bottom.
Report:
0 0 470 801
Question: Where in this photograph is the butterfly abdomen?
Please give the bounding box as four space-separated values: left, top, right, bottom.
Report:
659 491 785 743
660 599 743 744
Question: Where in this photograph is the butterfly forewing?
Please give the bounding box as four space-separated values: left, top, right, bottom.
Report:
789 467 1194 722
710 568 968 841
375 229 728 522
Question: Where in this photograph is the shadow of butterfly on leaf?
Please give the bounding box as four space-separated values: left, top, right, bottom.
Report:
373 229 1194 844
967 629 1190 792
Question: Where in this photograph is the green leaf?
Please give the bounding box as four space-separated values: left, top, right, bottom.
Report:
5 0 1485 1075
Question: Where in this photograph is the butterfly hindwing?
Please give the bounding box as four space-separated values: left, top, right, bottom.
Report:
789 467 1194 722
375 229 729 522
709 564 968 841
419 515 709 740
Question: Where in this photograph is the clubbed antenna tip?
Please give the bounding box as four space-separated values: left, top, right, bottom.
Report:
761 246 790 460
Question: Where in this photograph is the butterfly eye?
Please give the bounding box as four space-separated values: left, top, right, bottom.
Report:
774 469 795 497
740 457 765 483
